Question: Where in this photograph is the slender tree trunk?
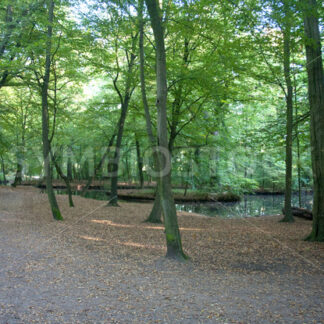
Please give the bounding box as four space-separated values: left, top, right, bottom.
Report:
147 152 163 223
294 77 302 208
184 161 191 196
51 149 74 207
296 136 302 207
194 147 200 188
1 156 7 184
109 100 130 206
138 0 162 223
302 0 324 241
145 0 186 259
13 127 26 187
281 0 294 222
135 134 144 188
108 40 137 206
41 0 62 220
151 38 189 220
67 154 72 181
125 154 130 183
93 152 97 179
58 145 64 180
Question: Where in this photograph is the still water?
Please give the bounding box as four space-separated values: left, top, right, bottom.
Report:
55 189 313 219
176 194 313 218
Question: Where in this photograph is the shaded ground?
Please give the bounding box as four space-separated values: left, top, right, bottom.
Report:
0 186 323 323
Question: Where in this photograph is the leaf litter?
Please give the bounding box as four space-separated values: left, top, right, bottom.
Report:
0 186 323 323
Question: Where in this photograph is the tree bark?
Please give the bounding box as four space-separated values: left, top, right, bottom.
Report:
302 0 324 241
67 150 72 181
51 148 74 207
135 134 144 188
108 36 137 206
294 75 302 208
108 99 130 206
41 0 62 220
145 0 186 259
13 111 27 187
281 0 294 222
124 154 130 183
139 0 162 223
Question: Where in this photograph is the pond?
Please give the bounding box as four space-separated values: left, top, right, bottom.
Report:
176 194 313 218
54 190 313 219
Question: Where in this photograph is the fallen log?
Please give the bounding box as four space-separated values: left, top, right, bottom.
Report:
282 207 313 220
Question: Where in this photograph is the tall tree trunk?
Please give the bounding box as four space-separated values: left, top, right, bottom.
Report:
138 0 162 223
145 0 186 259
125 154 130 183
150 38 190 221
302 0 324 241
108 38 137 206
184 160 191 196
13 125 26 187
135 134 144 188
108 100 130 206
281 0 294 222
294 76 302 208
41 0 62 220
67 152 72 181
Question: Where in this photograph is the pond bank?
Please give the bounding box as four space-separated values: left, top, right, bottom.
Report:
31 183 241 202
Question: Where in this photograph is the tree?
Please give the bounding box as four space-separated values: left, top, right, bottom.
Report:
281 0 294 222
302 0 324 241
138 0 162 223
145 0 187 259
108 33 138 206
135 133 144 188
40 0 63 220
51 147 74 207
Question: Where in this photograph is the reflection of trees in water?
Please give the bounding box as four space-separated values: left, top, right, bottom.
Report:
55 189 313 218
176 193 313 218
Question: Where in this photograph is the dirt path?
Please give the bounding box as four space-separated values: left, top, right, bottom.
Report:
0 187 323 323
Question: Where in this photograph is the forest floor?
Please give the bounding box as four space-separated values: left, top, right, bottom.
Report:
0 186 323 323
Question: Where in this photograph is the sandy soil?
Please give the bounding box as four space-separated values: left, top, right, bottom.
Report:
0 186 323 323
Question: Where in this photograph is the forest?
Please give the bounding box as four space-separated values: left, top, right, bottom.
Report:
0 0 323 322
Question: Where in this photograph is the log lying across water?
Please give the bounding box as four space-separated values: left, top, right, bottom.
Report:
282 207 313 220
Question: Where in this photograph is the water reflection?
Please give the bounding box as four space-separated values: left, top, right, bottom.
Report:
54 190 313 219
176 194 313 218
